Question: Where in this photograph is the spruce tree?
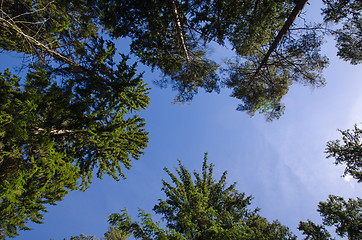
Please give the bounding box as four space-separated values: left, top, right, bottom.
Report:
108 154 296 239
325 124 362 182
322 0 362 65
0 1 149 237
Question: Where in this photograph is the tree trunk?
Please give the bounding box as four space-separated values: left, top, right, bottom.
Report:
253 0 309 78
169 0 190 62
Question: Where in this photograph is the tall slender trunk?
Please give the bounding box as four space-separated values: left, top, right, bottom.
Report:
169 0 190 62
253 0 309 78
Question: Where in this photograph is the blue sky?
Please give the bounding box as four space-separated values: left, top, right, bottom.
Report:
1 1 362 239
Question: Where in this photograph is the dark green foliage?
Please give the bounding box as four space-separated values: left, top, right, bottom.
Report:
154 155 255 239
2 0 352 123
99 0 292 106
318 195 362 240
299 124 362 240
0 69 79 238
99 0 294 54
0 47 149 236
0 0 360 237
67 227 129 240
298 220 331 240
225 31 328 120
0 0 98 60
98 0 329 120
326 124 362 182
98 0 222 102
299 195 361 240
0 1 150 237
108 154 296 239
154 50 221 103
322 0 362 64
243 215 297 240
103 226 130 240
69 234 97 240
109 209 186 240
177 0 295 56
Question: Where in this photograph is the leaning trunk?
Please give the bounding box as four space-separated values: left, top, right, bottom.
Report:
253 0 309 77
169 0 190 62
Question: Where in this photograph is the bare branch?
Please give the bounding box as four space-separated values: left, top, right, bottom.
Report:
33 127 86 136
169 0 190 62
0 13 79 67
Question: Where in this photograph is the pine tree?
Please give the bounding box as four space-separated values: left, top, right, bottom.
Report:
103 226 130 240
98 0 331 120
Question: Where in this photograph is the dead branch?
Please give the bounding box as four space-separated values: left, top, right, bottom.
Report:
169 0 190 62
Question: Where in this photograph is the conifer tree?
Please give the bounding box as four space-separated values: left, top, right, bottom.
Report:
318 195 362 240
322 0 362 65
0 46 149 238
299 124 362 240
0 1 149 237
325 124 362 182
68 226 130 240
108 154 296 239
298 220 331 240
98 0 331 120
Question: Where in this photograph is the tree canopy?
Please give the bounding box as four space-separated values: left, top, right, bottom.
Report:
298 220 331 240
1 0 361 238
0 0 149 237
108 154 297 239
326 124 362 182
298 123 362 240
318 195 362 240
322 0 362 65
68 226 130 240
97 0 332 120
299 195 362 240
58 152 361 239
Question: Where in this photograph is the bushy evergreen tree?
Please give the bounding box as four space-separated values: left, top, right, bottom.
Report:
298 220 331 240
299 124 362 240
325 124 362 182
318 195 362 240
108 154 296 239
322 0 362 65
0 1 149 237
68 226 130 240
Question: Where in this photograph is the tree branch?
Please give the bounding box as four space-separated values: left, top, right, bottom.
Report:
0 12 79 67
253 0 309 78
273 50 320 84
33 127 86 136
169 0 190 62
